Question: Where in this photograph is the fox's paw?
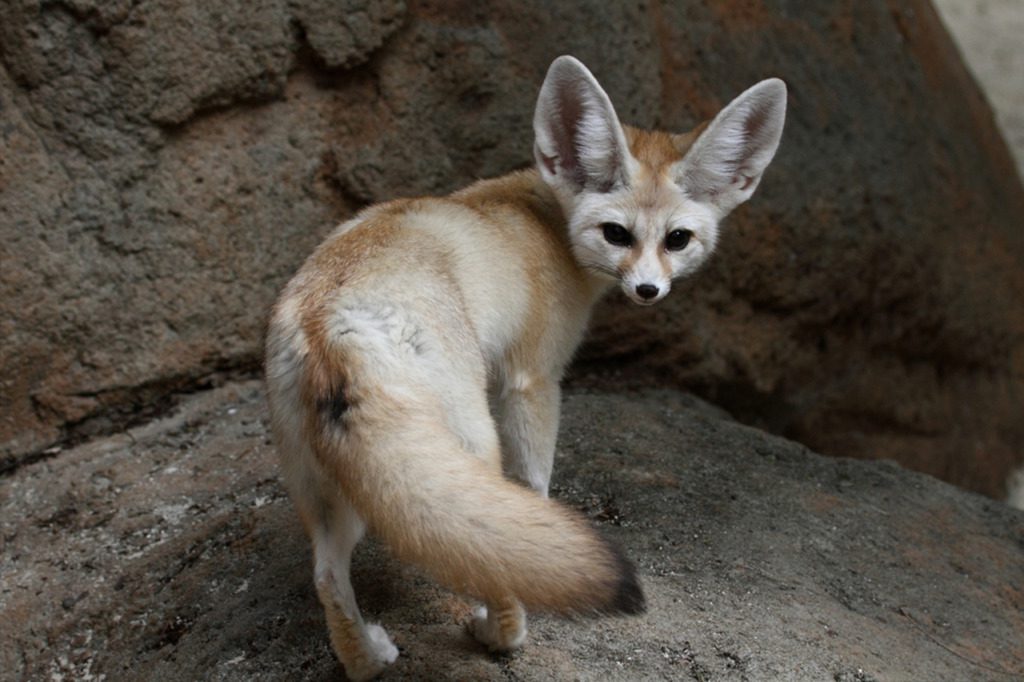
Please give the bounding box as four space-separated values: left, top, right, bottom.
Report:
342 624 398 681
466 604 527 652
366 623 399 663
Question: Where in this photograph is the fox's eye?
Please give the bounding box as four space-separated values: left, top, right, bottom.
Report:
601 222 633 247
665 229 692 251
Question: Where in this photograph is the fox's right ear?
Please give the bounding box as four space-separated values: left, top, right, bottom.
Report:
674 78 787 215
533 56 633 194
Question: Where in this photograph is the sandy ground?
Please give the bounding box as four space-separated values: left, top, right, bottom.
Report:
2 382 1021 680
934 0 1024 180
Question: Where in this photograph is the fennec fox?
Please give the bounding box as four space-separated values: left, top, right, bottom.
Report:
265 55 786 680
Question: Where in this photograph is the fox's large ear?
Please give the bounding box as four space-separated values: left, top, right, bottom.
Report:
533 56 633 194
674 79 787 214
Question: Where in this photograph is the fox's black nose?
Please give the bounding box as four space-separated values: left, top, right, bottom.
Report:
636 284 659 300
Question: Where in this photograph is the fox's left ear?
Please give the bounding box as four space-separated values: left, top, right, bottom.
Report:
674 79 787 214
533 56 634 194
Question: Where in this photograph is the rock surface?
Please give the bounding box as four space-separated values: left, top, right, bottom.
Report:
2 0 1024 499
2 382 1022 680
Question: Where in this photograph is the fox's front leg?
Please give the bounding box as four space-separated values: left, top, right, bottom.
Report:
496 372 561 496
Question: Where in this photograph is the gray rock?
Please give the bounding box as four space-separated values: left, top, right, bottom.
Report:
291 0 405 70
1 382 1020 680
2 0 1024 503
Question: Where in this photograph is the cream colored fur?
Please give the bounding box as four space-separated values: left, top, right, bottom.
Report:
265 55 785 679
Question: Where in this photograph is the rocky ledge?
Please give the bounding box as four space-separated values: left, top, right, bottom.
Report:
1 381 1021 680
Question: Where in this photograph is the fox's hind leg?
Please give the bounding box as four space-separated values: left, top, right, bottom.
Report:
312 501 398 681
438 371 531 653
467 596 527 652
496 376 560 496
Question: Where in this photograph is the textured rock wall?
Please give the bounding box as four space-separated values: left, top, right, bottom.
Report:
2 1 1023 497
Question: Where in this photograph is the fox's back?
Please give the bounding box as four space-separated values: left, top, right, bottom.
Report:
272 170 600 377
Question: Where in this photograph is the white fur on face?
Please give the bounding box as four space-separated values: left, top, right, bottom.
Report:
566 178 720 305
534 58 785 307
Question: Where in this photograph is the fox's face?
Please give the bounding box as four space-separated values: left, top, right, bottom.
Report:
564 149 721 305
533 57 786 305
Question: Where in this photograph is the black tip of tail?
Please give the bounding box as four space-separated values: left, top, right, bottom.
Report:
612 553 646 615
604 538 646 615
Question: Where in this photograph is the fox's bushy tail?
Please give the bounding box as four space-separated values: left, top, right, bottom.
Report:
302 358 644 615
